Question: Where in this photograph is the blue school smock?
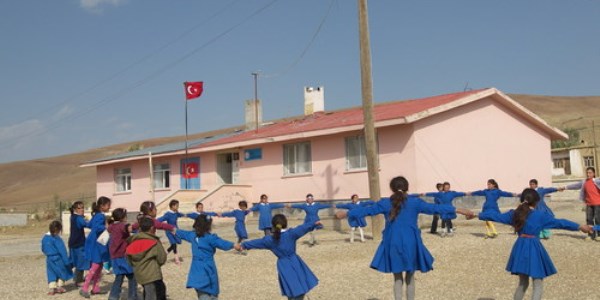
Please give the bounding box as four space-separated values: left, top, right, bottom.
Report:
221 209 250 239
242 223 319 298
471 189 514 213
69 214 90 271
425 191 466 220
291 203 331 230
176 230 233 296
335 201 374 228
349 196 456 273
185 211 218 220
534 187 558 217
250 203 285 230
84 212 109 264
479 209 580 279
42 233 74 283
593 225 600 231
158 210 184 244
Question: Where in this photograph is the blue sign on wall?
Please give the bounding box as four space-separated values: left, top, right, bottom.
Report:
244 148 262 161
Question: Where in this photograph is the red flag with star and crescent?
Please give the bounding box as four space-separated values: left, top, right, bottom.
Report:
184 81 203 100
182 162 199 179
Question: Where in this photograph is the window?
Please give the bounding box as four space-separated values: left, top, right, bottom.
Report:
115 168 131 192
345 135 367 170
153 163 170 189
584 156 595 168
553 159 564 169
283 142 312 175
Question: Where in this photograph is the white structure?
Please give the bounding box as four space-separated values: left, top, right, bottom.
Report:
304 86 324 115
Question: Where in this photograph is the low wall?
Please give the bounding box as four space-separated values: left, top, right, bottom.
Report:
0 213 28 227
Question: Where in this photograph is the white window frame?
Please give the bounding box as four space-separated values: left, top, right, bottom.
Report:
584 156 595 168
153 163 170 189
283 142 312 175
345 135 368 170
115 167 132 192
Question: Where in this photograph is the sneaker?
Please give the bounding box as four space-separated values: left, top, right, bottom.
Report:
79 289 91 299
56 287 66 294
585 236 592 241
48 289 57 296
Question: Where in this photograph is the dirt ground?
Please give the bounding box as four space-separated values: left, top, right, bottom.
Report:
1 199 599 300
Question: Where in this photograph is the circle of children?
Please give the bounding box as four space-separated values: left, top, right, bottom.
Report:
42 168 600 300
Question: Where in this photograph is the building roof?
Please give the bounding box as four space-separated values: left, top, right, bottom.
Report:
196 87 567 152
82 87 567 167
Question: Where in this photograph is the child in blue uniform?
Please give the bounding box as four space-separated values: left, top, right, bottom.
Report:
186 202 218 220
468 179 516 238
240 214 319 300
220 200 251 243
337 176 474 300
81 196 111 298
335 194 374 243
158 199 184 265
176 214 236 299
250 194 285 236
478 188 591 300
68 201 89 286
290 193 331 246
425 183 443 234
528 179 565 239
42 220 73 295
423 182 466 237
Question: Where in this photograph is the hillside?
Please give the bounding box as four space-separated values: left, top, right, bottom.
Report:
0 93 598 210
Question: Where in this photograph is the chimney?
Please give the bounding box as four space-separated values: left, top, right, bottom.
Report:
245 99 262 130
304 86 324 115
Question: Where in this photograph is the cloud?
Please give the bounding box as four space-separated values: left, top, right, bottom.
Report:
51 105 75 122
80 0 127 13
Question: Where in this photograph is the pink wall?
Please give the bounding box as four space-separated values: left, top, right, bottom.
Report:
411 96 551 193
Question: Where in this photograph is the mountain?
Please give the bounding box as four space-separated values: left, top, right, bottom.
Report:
1 93 598 210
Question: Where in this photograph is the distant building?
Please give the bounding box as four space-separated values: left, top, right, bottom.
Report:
81 87 566 213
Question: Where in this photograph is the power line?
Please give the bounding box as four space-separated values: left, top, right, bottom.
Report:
0 0 280 150
9 0 243 126
264 0 337 79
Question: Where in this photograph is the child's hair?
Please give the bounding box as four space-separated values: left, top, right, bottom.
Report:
111 208 128 223
139 201 156 216
238 200 248 209
587 167 596 174
306 193 314 198
139 217 154 233
389 176 409 221
196 201 204 209
513 188 540 232
435 183 443 190
91 196 111 216
169 199 179 209
69 201 84 214
350 194 358 200
443 181 450 187
487 179 499 189
529 179 538 185
271 214 288 241
49 220 62 235
260 194 268 200
193 214 212 237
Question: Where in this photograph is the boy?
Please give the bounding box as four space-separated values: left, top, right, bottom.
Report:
221 200 251 244
185 202 218 220
157 199 184 264
126 217 167 300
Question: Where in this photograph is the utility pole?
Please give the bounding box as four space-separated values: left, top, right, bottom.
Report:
358 0 382 239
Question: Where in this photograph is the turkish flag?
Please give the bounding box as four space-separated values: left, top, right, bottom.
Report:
182 162 199 179
184 81 203 100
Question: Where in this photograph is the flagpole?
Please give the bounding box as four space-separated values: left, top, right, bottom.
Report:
184 83 189 190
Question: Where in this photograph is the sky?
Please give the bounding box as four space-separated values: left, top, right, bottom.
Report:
1 0 599 164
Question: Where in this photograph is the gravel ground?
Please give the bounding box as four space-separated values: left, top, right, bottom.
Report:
1 199 599 300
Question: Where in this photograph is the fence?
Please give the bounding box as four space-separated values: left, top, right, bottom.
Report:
0 193 97 222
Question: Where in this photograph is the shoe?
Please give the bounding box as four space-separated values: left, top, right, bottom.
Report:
79 289 90 299
56 287 66 294
585 236 593 241
595 237 600 241
447 232 454 237
91 288 105 295
48 289 57 296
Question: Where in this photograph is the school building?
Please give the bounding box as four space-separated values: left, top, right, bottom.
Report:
81 87 566 214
